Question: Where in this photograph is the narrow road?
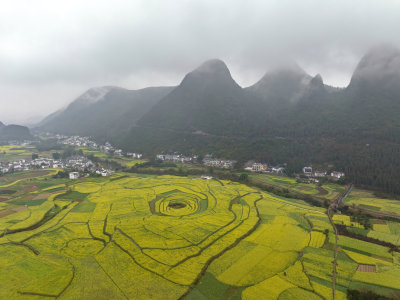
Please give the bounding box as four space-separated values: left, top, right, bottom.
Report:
327 183 353 300
337 183 353 206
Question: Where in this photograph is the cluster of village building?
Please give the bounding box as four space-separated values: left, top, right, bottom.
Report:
202 155 236 169
243 162 285 174
53 134 142 159
55 135 98 149
155 152 345 179
155 153 236 169
2 133 346 181
302 166 345 179
155 153 196 164
0 155 115 178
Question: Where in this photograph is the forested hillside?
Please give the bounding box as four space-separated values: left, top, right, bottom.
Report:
0 123 32 141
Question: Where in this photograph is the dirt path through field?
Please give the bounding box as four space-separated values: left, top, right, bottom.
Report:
328 183 353 300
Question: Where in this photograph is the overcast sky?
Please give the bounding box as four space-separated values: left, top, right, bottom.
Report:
1 0 399 124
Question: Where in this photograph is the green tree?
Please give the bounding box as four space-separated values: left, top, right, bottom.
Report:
52 152 61 159
239 173 248 182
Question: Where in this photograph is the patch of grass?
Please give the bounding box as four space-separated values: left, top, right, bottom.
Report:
71 200 96 213
347 227 369 236
184 272 243 300
57 191 88 201
12 198 48 206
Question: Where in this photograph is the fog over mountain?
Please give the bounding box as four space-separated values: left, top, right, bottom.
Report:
1 0 400 122
349 44 400 94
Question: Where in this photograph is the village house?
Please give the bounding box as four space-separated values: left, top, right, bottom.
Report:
69 172 79 180
314 171 327 177
244 162 268 172
95 168 114 177
114 149 124 157
271 167 285 174
331 171 345 179
252 163 267 172
303 166 313 176
127 152 143 159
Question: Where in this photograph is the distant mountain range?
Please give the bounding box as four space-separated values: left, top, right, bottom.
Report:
39 86 174 138
0 122 32 141
37 45 400 194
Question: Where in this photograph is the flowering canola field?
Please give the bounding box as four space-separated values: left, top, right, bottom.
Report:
1 173 399 299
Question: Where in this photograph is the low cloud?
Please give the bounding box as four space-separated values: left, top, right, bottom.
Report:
0 0 399 122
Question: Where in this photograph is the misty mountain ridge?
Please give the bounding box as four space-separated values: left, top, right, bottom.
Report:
0 123 32 141
182 59 242 90
348 44 400 95
137 59 256 134
39 44 400 139
246 62 312 103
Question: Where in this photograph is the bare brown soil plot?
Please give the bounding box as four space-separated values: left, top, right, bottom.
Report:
331 192 339 199
317 187 328 196
15 170 52 180
33 193 51 200
0 209 15 218
13 206 28 212
23 195 35 201
357 264 376 272
374 219 386 225
21 184 39 194
0 205 27 218
0 177 12 184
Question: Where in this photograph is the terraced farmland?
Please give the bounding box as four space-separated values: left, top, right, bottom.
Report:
345 188 400 216
249 174 344 200
0 145 36 162
1 171 400 299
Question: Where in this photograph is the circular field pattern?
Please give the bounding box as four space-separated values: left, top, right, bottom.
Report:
151 190 206 216
64 238 105 258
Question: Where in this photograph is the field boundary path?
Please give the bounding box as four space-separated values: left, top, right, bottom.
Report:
328 183 353 300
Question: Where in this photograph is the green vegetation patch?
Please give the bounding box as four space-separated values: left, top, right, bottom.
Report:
337 236 392 259
57 191 88 201
347 227 369 236
44 186 66 193
359 204 381 211
388 222 400 235
71 199 96 213
278 287 322 300
12 198 48 206
0 189 16 195
15 257 53 276
348 281 400 298
184 272 243 300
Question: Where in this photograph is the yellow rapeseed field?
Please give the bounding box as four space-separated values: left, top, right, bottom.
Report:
1 171 396 299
